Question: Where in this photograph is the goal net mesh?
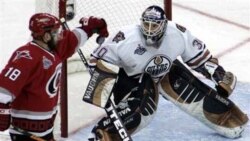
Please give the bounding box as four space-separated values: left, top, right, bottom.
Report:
35 0 166 138
36 0 165 74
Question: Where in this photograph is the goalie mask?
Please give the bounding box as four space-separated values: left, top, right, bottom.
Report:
140 5 167 47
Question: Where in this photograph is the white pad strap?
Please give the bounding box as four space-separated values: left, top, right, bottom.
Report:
204 61 219 84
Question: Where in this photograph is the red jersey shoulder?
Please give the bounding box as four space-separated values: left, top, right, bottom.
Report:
10 43 44 66
10 43 34 63
12 46 33 62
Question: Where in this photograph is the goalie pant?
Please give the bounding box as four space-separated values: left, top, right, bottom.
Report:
159 60 248 139
88 70 159 141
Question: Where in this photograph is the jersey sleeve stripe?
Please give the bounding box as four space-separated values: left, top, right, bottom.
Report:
186 50 212 69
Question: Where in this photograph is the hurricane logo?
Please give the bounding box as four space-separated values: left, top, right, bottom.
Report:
13 50 32 61
46 63 62 98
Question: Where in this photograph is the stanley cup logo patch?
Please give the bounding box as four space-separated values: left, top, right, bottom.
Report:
43 56 52 69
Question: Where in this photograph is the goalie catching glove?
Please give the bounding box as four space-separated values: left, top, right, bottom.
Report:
0 103 11 131
197 58 237 97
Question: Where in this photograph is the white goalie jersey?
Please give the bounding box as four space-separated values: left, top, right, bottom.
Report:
91 21 212 81
89 20 248 139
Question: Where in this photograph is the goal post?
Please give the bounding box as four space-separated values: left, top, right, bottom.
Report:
58 0 68 137
35 0 172 138
165 0 172 20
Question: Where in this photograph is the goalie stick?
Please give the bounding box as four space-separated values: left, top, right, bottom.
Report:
60 18 133 141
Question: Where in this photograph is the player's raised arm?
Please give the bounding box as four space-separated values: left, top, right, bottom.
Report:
0 13 109 141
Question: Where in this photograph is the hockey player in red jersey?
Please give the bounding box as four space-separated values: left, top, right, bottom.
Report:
0 13 108 141
85 5 248 141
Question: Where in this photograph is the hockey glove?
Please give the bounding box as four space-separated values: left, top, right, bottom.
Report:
138 73 158 116
204 61 237 97
117 73 158 116
79 16 109 39
0 103 11 131
215 72 237 97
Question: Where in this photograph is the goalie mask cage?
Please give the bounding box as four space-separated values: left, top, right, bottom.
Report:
35 0 172 138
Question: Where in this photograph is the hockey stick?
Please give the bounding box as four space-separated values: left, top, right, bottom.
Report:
76 45 133 141
60 18 133 141
11 126 47 141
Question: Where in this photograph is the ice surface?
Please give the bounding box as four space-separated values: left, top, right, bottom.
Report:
0 0 249 141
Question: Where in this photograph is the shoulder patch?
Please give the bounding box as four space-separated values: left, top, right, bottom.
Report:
42 56 53 69
134 44 147 55
176 24 186 33
13 50 32 62
112 31 125 43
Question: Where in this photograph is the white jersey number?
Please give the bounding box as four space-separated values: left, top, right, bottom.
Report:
4 67 21 81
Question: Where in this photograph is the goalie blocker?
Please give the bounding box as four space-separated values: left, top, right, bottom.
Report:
82 60 119 108
159 60 248 138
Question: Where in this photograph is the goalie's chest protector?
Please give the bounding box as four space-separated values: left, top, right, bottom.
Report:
116 28 185 80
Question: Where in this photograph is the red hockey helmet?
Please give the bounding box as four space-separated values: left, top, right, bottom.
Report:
29 13 60 38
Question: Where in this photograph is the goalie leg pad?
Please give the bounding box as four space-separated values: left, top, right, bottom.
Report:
89 73 159 140
88 128 115 141
159 62 248 138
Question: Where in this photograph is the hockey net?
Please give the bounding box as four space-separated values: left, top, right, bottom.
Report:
35 0 170 74
35 0 170 138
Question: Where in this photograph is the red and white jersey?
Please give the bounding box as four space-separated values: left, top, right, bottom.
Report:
0 28 87 136
92 21 211 81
